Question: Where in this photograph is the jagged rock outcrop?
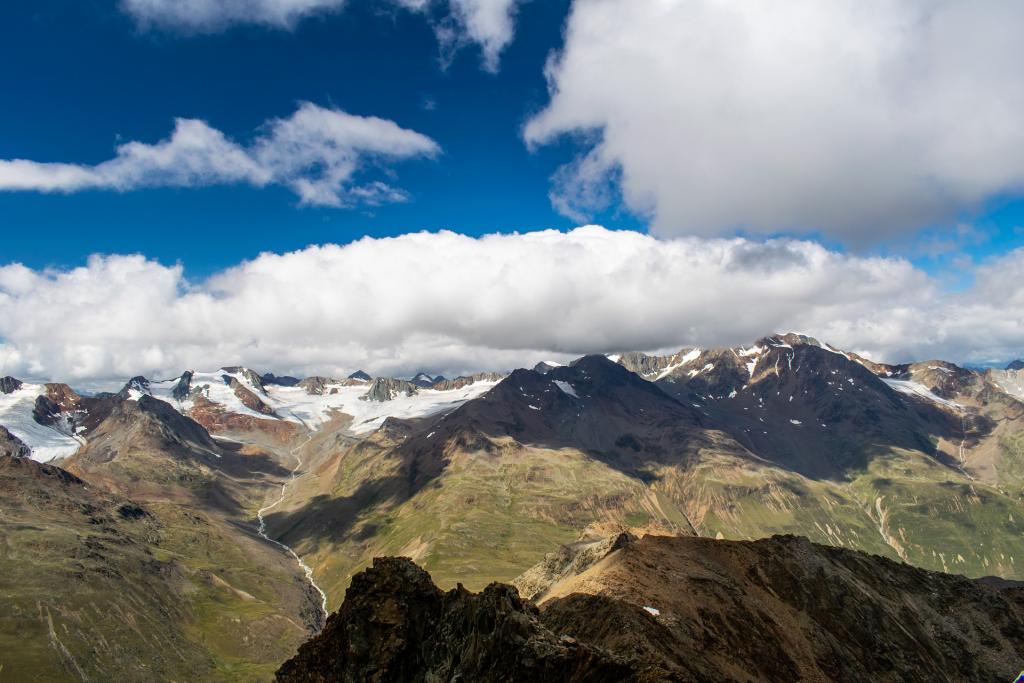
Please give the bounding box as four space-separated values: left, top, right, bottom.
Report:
118 373 195 403
279 535 1024 683
533 361 562 374
275 557 655 682
616 350 691 379
299 375 369 395
431 372 504 391
221 366 268 395
0 426 30 458
513 530 636 602
299 376 334 395
172 371 194 401
119 375 150 399
43 382 83 412
410 373 437 388
362 377 419 402
228 377 278 416
32 394 63 426
0 376 24 394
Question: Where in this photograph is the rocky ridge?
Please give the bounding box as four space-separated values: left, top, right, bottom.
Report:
276 533 1024 682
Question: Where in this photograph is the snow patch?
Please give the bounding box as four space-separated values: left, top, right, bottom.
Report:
689 363 714 378
882 379 963 410
143 367 501 436
553 380 580 399
651 348 702 380
822 344 851 359
265 379 500 434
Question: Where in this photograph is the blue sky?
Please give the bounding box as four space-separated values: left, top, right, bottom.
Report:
3 1 1018 276
1 1 1022 381
2 0 647 276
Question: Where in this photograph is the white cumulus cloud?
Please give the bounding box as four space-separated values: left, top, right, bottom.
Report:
0 102 439 207
525 0 1024 243
1 227 1021 388
121 0 523 70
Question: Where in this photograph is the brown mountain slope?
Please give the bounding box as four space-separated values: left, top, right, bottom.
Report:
0 454 218 681
1 395 324 681
276 533 1024 683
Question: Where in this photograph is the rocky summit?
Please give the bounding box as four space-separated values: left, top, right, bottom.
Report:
277 533 1024 682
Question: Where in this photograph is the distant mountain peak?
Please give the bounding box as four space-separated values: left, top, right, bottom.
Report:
1008 360 1024 371
0 376 23 395
261 372 301 387
532 361 564 374
410 372 437 388
348 370 372 381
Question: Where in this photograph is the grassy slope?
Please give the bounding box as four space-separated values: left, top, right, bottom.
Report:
274 433 1024 608
271 437 697 602
0 426 315 683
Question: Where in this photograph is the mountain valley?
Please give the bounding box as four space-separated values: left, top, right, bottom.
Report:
3 336 1024 680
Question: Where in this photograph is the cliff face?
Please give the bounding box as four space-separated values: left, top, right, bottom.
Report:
278 534 1024 683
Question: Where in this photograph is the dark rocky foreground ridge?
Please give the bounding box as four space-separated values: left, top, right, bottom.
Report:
276 533 1024 683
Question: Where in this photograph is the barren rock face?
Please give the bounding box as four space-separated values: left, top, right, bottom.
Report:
0 376 23 395
512 530 636 602
275 556 648 683
279 534 1024 683
228 377 277 416
0 426 30 458
362 377 419 403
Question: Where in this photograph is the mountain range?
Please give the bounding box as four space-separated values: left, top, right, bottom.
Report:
2 334 1024 680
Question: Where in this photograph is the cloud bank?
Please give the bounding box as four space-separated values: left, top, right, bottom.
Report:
1 227 1021 387
121 0 523 70
0 102 439 207
526 0 1024 242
